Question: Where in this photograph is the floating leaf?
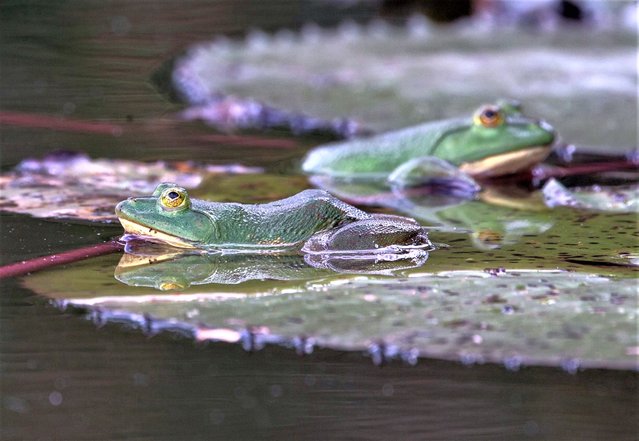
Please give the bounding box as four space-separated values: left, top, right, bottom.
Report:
171 24 636 150
0 152 262 222
23 262 638 370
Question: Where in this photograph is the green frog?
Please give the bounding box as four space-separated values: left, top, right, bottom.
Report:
115 183 432 253
302 101 555 186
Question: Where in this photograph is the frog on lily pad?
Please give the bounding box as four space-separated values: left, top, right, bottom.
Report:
302 100 555 193
115 183 433 257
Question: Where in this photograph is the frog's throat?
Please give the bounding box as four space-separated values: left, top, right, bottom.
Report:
118 218 198 249
458 145 551 177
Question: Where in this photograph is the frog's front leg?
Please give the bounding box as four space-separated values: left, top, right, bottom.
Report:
387 156 480 197
301 214 432 255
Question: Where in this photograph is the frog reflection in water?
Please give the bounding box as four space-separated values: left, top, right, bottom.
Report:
114 241 430 290
302 101 555 188
310 176 555 251
115 183 432 254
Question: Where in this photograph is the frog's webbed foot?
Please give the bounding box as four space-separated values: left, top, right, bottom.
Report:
388 157 480 198
301 214 433 258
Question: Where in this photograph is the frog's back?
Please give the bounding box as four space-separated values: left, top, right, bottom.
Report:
302 118 464 178
200 190 370 247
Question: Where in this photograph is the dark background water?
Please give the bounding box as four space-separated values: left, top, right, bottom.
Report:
1 1 638 440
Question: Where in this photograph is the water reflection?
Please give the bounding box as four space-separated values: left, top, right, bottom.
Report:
311 177 555 250
115 238 430 289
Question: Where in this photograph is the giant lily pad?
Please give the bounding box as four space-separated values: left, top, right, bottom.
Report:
22 260 638 370
171 22 636 150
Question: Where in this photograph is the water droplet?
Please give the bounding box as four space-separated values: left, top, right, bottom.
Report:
48 391 63 406
401 348 419 366
54 377 68 390
5 396 29 414
368 343 386 366
269 384 283 398
133 372 149 386
293 336 314 355
111 16 131 36
62 102 76 115
523 420 540 437
209 409 225 425
561 358 581 374
460 353 480 366
504 356 523 371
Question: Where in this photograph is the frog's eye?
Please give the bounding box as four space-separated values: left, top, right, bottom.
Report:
474 105 505 128
159 187 189 210
159 281 185 291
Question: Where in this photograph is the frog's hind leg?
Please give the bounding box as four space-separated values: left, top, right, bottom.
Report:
302 214 432 255
388 156 480 198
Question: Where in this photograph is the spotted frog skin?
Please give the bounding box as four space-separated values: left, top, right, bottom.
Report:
302 102 555 181
116 183 432 253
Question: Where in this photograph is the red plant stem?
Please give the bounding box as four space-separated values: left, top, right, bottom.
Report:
0 241 123 279
532 161 637 180
0 111 123 135
485 160 637 185
192 134 299 149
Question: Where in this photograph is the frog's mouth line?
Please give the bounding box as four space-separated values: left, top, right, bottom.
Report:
116 251 183 270
118 218 198 249
459 145 551 177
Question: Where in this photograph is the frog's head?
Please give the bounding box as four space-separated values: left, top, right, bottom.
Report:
434 101 555 177
115 253 193 290
115 183 216 248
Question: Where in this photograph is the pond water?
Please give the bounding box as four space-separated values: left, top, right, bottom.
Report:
1 1 638 440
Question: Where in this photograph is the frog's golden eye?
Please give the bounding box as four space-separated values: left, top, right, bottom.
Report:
474 105 504 128
160 187 188 210
159 281 185 291
475 230 503 244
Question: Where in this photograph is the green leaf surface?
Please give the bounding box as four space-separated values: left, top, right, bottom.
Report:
24 261 638 370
